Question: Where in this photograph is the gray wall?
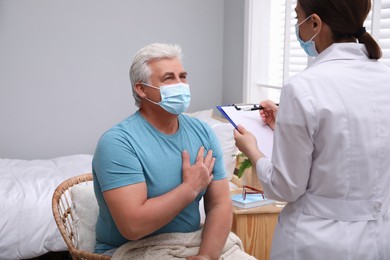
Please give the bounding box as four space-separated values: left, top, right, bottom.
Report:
0 0 245 159
223 0 245 105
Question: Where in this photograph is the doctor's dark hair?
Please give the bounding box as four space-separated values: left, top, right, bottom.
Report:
129 43 182 107
298 0 382 59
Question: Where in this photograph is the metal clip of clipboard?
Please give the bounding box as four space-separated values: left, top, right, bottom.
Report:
233 104 262 111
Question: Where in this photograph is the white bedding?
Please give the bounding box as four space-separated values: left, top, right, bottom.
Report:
0 154 93 260
0 109 238 260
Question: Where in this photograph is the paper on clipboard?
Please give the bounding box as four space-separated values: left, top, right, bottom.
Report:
216 105 274 159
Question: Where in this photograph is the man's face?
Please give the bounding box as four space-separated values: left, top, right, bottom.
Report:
145 58 188 103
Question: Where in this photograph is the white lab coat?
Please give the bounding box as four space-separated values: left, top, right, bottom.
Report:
257 43 390 260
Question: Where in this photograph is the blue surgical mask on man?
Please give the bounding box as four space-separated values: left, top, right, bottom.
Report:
295 15 319 57
142 82 191 114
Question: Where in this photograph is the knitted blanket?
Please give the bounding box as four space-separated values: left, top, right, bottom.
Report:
112 229 256 260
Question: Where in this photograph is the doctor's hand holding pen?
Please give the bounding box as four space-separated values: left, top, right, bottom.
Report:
233 99 278 165
259 100 279 130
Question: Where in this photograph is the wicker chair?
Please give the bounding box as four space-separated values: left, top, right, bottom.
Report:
52 173 111 260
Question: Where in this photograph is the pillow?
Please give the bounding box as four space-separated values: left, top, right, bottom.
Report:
71 181 98 252
187 109 238 180
0 154 93 259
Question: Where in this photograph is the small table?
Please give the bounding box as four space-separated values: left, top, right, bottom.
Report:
230 189 283 260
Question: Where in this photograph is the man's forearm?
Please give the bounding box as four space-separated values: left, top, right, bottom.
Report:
198 203 233 259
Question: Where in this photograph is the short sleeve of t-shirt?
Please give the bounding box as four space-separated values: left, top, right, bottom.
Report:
92 120 146 192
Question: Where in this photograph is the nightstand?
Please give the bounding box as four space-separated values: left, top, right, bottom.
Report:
231 189 283 260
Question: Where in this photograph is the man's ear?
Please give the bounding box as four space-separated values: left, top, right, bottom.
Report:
134 82 147 99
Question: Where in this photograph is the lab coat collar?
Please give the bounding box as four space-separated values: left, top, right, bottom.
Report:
307 43 370 68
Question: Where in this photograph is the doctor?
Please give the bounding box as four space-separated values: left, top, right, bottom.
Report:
234 0 390 259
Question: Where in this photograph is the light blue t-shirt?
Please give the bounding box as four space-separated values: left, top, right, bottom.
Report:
92 111 226 253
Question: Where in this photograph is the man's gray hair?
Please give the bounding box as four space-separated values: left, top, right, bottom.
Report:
130 43 183 107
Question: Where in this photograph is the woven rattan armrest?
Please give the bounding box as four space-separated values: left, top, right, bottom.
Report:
52 173 111 260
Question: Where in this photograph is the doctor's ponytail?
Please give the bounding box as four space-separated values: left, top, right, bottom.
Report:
354 27 382 60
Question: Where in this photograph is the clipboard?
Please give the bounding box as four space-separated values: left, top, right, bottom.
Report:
216 105 274 159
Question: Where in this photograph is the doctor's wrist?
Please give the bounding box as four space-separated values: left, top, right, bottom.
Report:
248 149 264 166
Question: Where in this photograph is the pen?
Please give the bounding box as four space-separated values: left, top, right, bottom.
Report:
242 103 279 111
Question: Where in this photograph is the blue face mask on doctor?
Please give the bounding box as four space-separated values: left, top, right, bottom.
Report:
142 82 191 114
295 15 319 57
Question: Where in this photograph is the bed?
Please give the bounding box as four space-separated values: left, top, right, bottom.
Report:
0 109 238 259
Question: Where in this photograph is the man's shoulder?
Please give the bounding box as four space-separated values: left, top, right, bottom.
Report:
100 113 142 140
